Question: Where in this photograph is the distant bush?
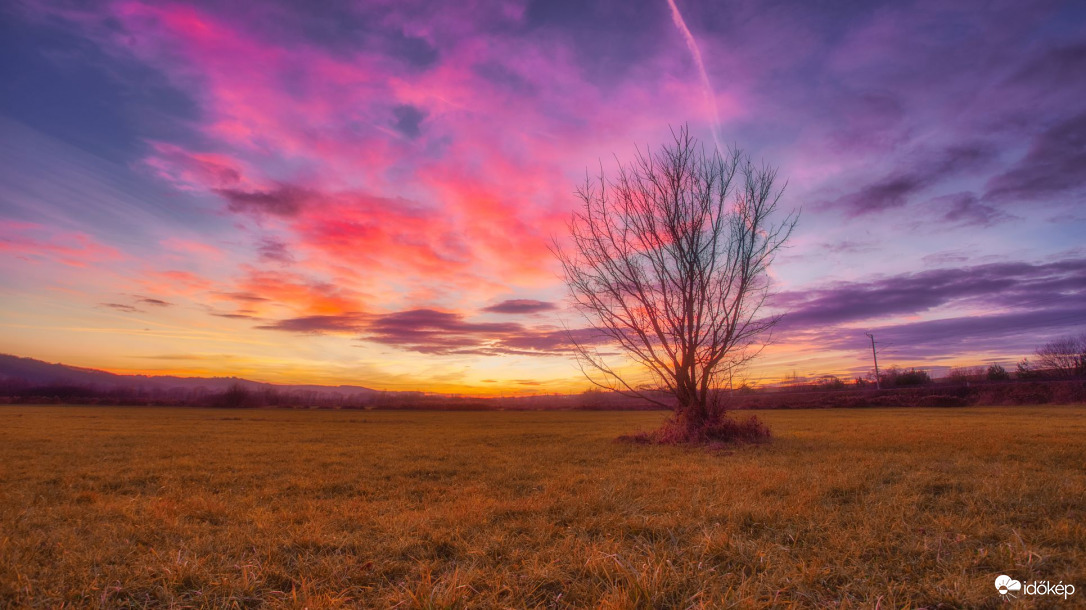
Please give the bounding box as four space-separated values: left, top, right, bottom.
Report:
816 376 846 391
1016 358 1041 380
1035 332 1086 377
947 366 984 384
214 383 254 408
987 363 1010 381
880 366 932 387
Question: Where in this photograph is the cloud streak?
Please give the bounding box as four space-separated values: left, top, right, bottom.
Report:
259 307 607 358
777 257 1086 329
665 0 722 152
482 299 556 314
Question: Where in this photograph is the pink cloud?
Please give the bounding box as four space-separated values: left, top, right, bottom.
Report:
0 221 125 268
23 0 757 319
160 237 224 259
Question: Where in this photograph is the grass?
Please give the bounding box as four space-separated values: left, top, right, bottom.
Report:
0 405 1083 608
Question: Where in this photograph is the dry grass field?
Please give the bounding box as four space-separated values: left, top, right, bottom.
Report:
1 405 1083 609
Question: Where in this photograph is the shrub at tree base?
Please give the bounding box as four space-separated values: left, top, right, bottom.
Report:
619 414 771 445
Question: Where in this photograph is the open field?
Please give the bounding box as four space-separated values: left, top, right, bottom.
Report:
1 405 1083 608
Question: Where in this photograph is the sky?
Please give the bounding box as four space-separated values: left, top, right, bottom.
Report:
1 0 1084 394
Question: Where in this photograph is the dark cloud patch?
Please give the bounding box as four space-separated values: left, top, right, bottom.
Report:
929 192 1013 227
259 307 606 356
392 104 426 139
102 297 171 313
984 113 1086 203
825 90 908 153
364 309 521 354
258 238 295 265
385 30 438 70
483 299 556 314
0 9 201 166
213 312 257 319
216 184 312 217
811 307 1086 362
499 327 606 353
834 175 918 216
920 250 971 266
472 61 537 96
825 143 998 216
817 240 877 255
217 291 270 303
521 0 668 82
777 258 1086 330
1006 43 1086 91
935 144 996 175
257 313 366 334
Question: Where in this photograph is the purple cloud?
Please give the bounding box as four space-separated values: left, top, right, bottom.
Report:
777 257 1086 329
258 307 608 357
363 309 521 354
258 238 295 265
212 312 257 320
100 297 172 313
984 113 1086 204
257 314 366 333
482 299 557 314
392 104 427 139
216 292 271 303
499 327 609 352
823 144 997 217
930 192 1013 227
817 240 877 255
810 308 1086 362
216 184 313 217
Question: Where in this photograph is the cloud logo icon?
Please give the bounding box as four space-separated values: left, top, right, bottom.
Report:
995 575 1022 595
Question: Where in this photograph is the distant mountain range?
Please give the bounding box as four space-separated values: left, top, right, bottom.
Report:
0 354 655 410
0 353 381 398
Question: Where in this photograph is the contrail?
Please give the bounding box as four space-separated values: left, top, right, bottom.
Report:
666 0 723 152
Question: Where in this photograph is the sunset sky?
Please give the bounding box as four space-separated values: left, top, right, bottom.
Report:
1 0 1084 394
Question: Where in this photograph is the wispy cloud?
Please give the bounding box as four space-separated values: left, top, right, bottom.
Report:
777 257 1086 330
482 299 556 314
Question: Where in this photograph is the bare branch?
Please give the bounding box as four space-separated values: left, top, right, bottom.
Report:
553 125 798 432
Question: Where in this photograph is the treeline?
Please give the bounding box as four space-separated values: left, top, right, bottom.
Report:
3 377 1083 410
0 380 662 411
723 379 1086 410
0 380 377 409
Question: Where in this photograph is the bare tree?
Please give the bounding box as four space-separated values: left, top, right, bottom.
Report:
554 127 797 440
1034 332 1086 377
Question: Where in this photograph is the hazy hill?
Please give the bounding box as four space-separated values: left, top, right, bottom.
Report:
0 353 379 398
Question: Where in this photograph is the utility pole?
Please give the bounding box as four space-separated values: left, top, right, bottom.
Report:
865 332 881 389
